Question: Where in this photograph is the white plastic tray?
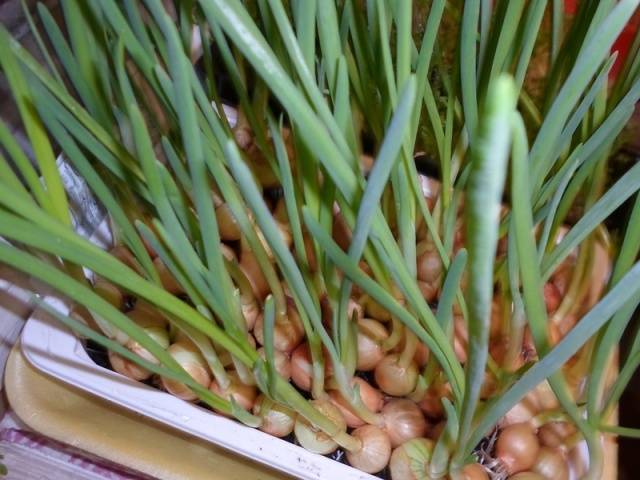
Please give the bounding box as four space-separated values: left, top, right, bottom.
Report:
20 303 375 480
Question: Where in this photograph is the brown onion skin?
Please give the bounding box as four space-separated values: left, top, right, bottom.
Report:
496 423 540 475
357 318 388 371
328 378 384 428
374 354 419 397
93 278 124 309
532 446 569 480
294 399 345 455
461 463 489 480
216 203 241 241
418 383 451 420
382 399 428 448
161 343 211 401
416 241 442 284
290 343 313 391
239 251 270 300
153 257 184 294
346 425 391 474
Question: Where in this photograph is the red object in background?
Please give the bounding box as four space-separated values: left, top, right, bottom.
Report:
564 1 639 81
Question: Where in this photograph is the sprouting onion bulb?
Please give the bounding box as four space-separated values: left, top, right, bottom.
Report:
93 278 124 309
108 350 152 381
496 423 540 475
389 438 434 480
416 240 442 285
461 462 489 480
375 354 419 397
328 377 384 428
531 446 569 480
240 247 270 300
357 318 388 371
254 305 304 353
257 347 291 381
418 382 451 419
209 371 257 412
253 395 295 438
346 425 391 474
294 399 345 455
382 399 428 448
161 341 211 401
240 293 260 331
290 342 312 391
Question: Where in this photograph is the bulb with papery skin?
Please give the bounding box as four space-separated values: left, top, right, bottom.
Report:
461 463 489 480
382 399 428 448
346 425 391 474
357 319 388 371
108 350 152 381
253 305 304 353
374 354 418 396
328 377 384 428
290 342 312 391
216 203 241 241
161 342 211 401
532 446 569 480
253 395 295 438
294 399 345 455
389 438 433 480
257 347 291 381
209 371 257 413
496 423 540 475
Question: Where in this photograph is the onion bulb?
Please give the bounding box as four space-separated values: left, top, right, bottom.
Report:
356 319 388 371
294 399 345 454
418 280 439 303
531 446 569 480
328 377 384 428
543 283 561 314
537 422 575 449
496 423 540 475
93 278 124 309
382 399 428 448
416 240 442 284
240 294 260 331
461 463 489 480
389 438 433 480
346 425 391 474
500 396 539 429
364 295 392 322
215 203 241 241
239 248 270 300
253 395 295 438
108 350 152 381
209 371 257 412
418 382 451 419
257 347 291 381
290 343 313 391
375 354 418 396
153 257 184 294
109 245 144 275
253 306 304 353
161 342 211 401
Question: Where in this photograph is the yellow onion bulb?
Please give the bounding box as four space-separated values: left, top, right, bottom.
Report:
290 343 313 391
499 395 539 428
418 280 439 303
154 257 184 294
109 245 144 275
389 438 434 480
496 423 540 475
253 395 295 438
413 341 430 367
257 347 291 381
209 371 257 412
294 399 345 455
328 377 384 428
215 203 241 241
240 295 260 331
356 318 388 371
532 446 569 480
418 383 451 420
108 350 152 381
416 241 442 284
364 295 392 322
374 354 419 397
346 425 391 474
543 283 561 314
93 278 124 309
537 422 576 449
161 342 211 401
253 307 304 353
382 399 428 448
461 463 489 480
240 250 270 300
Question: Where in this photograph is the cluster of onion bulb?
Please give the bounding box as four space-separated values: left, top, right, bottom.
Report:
86 171 598 479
